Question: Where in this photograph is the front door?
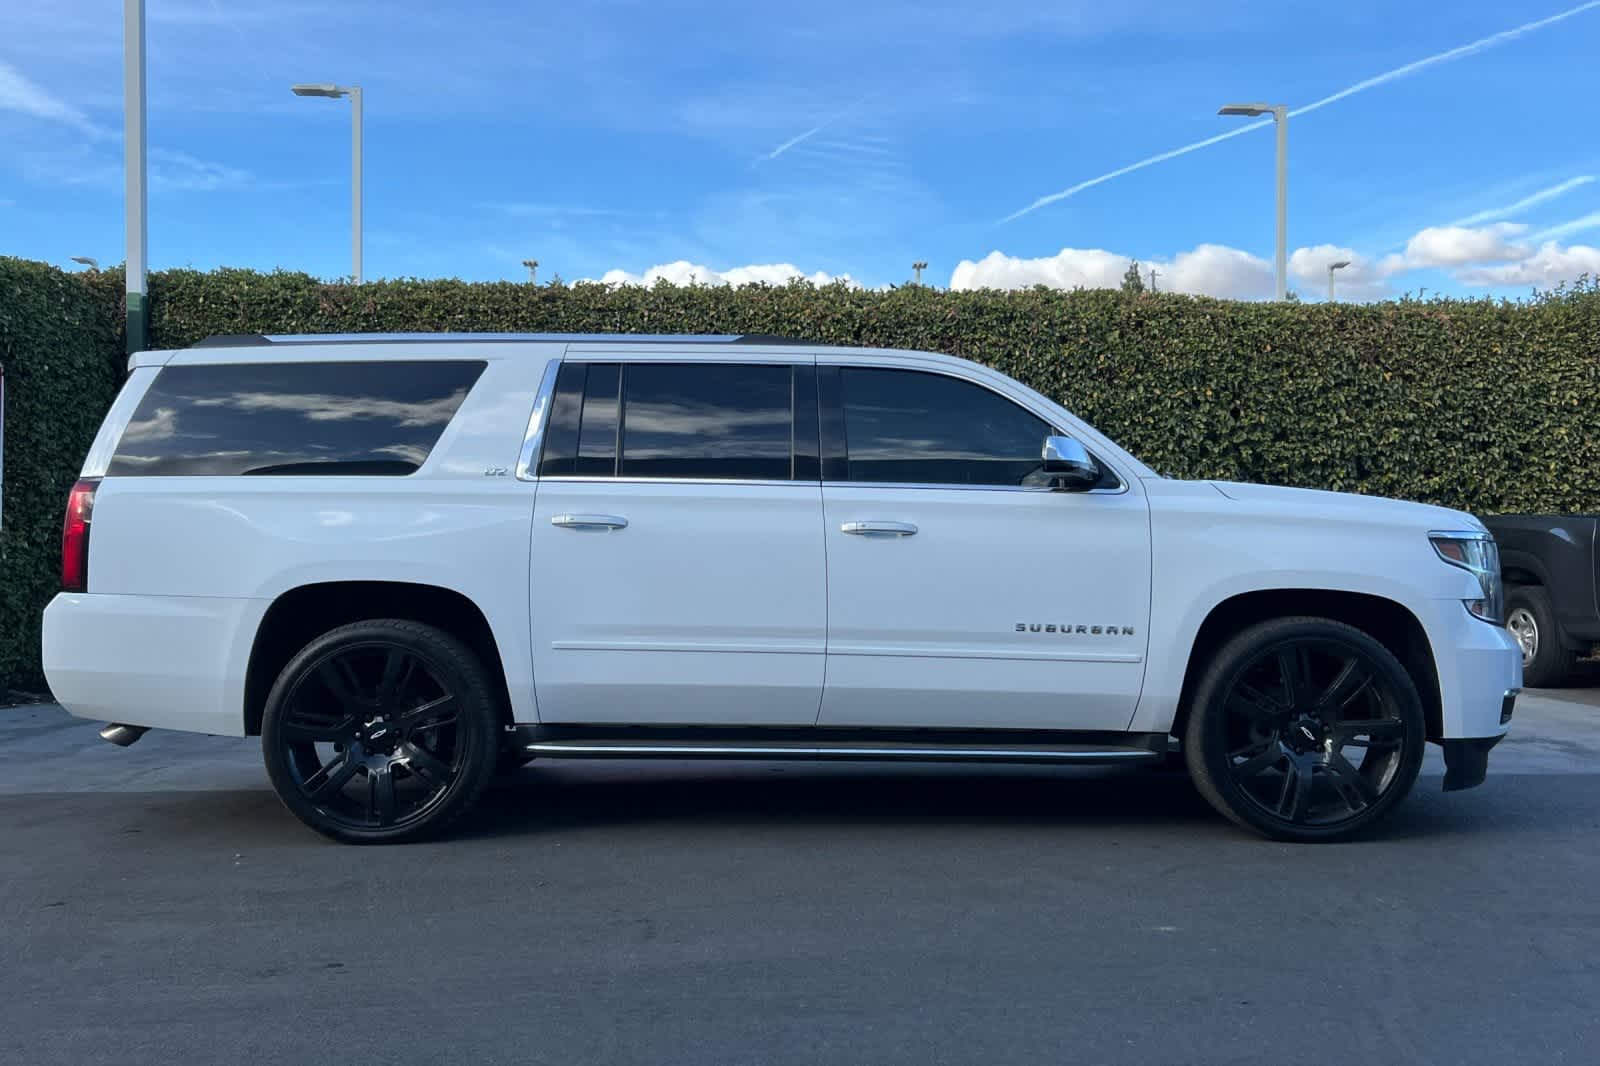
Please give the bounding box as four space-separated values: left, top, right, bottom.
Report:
816 365 1151 731
530 359 826 725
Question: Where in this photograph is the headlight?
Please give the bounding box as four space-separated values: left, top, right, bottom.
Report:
1429 531 1503 625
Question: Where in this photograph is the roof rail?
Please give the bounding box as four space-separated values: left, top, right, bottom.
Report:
186 331 823 349
191 334 271 347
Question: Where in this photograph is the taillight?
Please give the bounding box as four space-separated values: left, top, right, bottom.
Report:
61 478 99 592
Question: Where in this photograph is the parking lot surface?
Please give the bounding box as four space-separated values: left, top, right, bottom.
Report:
3 690 1598 1065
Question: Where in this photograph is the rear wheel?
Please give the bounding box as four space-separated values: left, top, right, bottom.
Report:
1184 617 1426 843
1506 586 1573 688
262 619 498 844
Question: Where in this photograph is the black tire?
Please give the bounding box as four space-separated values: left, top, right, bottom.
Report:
1184 617 1426 843
262 619 499 844
1506 586 1574 688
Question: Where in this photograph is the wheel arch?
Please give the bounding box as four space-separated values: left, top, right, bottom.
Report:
1498 548 1551 590
1171 589 1443 743
244 580 514 737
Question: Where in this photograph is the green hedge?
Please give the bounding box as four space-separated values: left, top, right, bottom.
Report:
0 258 122 693
148 268 1600 514
4 259 1600 691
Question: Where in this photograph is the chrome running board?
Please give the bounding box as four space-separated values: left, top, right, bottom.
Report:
514 728 1165 765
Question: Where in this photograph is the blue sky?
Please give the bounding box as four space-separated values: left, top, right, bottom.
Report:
4 1 1600 300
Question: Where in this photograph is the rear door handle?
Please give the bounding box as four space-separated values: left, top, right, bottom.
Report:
551 513 629 531
840 521 918 537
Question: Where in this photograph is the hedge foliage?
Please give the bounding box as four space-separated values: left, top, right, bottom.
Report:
4 258 1600 690
0 258 122 692
147 267 1600 514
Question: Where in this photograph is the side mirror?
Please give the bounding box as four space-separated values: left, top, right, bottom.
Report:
1041 435 1100 491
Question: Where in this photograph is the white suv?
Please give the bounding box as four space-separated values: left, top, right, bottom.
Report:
43 333 1520 843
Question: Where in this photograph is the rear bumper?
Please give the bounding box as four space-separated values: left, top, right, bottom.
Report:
42 592 264 737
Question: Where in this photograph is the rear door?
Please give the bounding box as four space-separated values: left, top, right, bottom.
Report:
816 363 1151 731
529 357 826 725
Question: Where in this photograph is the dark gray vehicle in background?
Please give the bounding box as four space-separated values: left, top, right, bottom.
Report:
1484 515 1600 686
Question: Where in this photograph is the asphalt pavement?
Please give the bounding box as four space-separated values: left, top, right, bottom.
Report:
3 690 1598 1065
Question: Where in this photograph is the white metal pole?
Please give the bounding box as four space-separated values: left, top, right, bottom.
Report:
1273 105 1287 301
124 0 149 352
351 86 363 284
1327 265 1336 302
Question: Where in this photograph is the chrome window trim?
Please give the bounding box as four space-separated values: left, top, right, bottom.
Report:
514 357 564 482
823 479 1129 496
532 475 1125 495
537 475 807 488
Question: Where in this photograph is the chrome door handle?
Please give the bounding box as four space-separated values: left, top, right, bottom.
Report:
840 521 918 537
551 513 629 531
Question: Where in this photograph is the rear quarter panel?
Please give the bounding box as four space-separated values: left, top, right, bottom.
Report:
77 353 548 730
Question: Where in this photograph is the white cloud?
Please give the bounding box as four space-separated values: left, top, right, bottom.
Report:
1160 245 1274 300
1288 245 1394 301
950 248 1130 292
150 148 254 193
1401 223 1530 268
951 244 1275 300
1455 242 1600 288
588 260 857 287
0 60 105 136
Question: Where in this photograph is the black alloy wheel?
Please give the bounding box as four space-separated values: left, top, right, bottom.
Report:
262 620 498 844
1185 617 1425 842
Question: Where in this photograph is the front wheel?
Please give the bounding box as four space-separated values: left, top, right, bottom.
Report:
261 619 499 844
1184 617 1426 843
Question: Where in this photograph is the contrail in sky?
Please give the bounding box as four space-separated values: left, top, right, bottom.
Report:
1449 176 1595 227
760 95 872 162
1000 1 1600 224
1534 209 1600 242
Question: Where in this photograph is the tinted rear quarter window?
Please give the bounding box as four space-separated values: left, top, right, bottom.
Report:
108 360 484 476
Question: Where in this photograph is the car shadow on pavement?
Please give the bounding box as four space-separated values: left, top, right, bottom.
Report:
436 761 1531 844
67 765 1565 848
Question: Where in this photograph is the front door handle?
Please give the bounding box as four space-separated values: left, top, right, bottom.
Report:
840 521 918 537
551 513 629 531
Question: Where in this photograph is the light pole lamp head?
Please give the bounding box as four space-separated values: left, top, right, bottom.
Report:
292 83 349 99
1218 102 1286 120
70 256 100 270
522 259 539 269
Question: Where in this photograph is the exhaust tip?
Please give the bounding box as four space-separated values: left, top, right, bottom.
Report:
99 723 149 747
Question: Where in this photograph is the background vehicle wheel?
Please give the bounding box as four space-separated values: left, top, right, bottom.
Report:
262 619 499 844
1184 617 1426 843
1506 586 1573 688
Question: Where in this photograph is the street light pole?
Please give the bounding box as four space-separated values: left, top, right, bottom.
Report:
125 0 148 353
1327 260 1350 302
1219 102 1289 300
350 86 362 285
291 83 363 283
912 261 927 286
522 259 539 284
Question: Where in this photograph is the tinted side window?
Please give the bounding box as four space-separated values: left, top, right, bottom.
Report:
108 360 484 477
621 364 792 480
838 368 1050 486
